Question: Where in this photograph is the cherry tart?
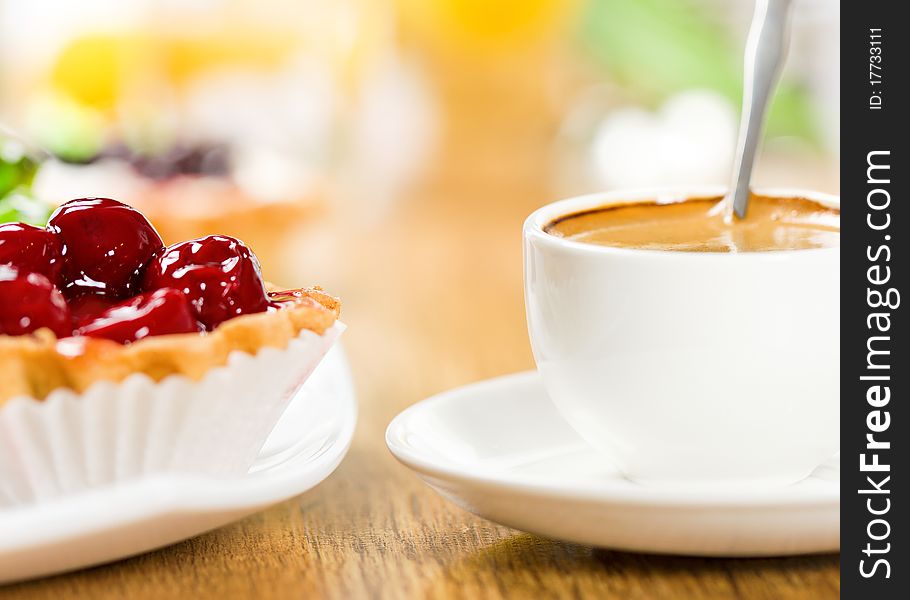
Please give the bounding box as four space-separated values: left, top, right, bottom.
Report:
0 198 340 404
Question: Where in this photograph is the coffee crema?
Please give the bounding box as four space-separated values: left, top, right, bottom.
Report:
544 194 840 252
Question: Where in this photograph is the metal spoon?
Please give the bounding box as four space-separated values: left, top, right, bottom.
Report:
727 0 794 220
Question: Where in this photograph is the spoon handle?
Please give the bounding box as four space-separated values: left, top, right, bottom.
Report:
728 0 794 220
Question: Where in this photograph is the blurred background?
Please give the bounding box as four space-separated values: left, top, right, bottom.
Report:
0 0 839 383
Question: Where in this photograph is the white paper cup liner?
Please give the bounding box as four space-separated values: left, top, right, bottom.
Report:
0 322 344 508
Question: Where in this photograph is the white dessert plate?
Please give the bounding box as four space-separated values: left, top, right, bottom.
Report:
386 371 839 557
0 345 357 584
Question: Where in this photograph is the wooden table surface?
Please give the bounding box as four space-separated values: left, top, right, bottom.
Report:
1 57 839 599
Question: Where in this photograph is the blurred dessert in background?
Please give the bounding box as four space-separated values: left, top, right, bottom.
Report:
0 0 399 283
31 138 325 283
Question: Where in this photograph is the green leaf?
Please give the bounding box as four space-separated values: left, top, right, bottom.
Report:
0 140 39 197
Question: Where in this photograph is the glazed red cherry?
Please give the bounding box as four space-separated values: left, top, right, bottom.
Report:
47 198 164 299
0 222 63 284
142 235 269 330
0 266 72 338
67 294 119 326
75 288 201 344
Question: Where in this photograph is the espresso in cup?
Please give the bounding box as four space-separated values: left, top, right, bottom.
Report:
545 194 839 252
524 189 840 487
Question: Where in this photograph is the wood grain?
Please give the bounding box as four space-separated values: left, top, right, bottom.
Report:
0 51 839 599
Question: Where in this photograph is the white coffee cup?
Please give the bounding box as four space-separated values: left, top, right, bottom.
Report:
524 187 839 487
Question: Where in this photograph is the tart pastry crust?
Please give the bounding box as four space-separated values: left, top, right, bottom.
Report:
0 287 340 405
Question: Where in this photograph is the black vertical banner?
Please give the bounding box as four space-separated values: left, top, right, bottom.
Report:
841 0 907 596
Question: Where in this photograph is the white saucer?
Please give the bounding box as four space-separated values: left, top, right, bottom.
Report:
0 345 357 584
386 371 839 557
